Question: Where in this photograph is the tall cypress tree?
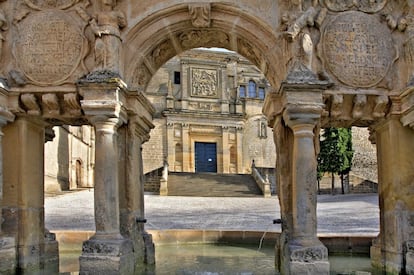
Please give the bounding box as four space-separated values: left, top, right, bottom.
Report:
317 127 353 195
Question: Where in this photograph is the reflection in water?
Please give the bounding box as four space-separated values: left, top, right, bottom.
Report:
59 244 372 274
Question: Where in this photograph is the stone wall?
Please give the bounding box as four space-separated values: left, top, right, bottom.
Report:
142 118 167 174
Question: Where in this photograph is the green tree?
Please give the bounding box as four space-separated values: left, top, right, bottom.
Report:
317 128 353 195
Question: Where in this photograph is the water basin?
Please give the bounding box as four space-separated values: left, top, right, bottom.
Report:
59 244 372 274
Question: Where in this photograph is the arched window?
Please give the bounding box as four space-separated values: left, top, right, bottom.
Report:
239 85 246 98
258 87 265 99
248 80 256 98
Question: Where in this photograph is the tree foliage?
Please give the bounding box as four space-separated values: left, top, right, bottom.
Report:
317 128 354 194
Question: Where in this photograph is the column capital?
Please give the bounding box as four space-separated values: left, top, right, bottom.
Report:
400 85 414 130
283 103 323 130
78 74 128 125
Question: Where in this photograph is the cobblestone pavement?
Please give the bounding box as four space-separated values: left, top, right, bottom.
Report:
45 190 379 235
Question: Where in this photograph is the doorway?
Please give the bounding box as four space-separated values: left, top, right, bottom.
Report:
195 142 217 173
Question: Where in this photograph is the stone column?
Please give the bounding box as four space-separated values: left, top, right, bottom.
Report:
222 126 230 173
371 86 414 274
166 122 175 172
263 66 331 274
182 123 191 172
0 107 16 274
236 126 243 173
79 115 134 274
3 117 59 274
78 76 134 275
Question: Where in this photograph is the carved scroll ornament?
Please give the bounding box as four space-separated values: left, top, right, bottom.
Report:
188 4 211 28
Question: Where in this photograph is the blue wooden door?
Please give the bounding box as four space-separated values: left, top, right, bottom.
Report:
195 142 217 173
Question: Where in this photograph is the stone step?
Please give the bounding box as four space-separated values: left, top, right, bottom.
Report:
167 172 262 197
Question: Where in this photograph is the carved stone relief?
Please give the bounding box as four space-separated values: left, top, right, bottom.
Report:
23 0 81 10
321 11 396 88
132 64 152 87
190 68 218 97
320 0 387 13
179 30 229 50
188 4 211 28
14 10 85 85
150 40 176 69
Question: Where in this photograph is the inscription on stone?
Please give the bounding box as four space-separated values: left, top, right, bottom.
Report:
16 11 84 85
191 68 218 97
322 12 395 88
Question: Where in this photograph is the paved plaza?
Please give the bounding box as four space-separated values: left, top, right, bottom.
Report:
45 190 379 236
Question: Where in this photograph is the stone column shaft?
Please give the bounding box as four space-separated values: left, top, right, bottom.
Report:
93 117 122 238
291 124 317 239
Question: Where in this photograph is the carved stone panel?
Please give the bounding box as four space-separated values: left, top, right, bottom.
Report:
321 12 396 88
23 0 81 10
190 68 218 98
320 0 387 13
15 10 84 86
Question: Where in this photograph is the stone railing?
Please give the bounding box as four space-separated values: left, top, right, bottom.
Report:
251 164 271 198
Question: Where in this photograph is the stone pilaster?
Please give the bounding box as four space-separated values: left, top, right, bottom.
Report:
119 89 155 273
222 126 230 173
0 90 16 274
78 75 134 275
3 117 59 274
370 86 414 274
182 123 190 172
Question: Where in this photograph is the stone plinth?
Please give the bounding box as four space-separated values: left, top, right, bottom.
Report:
79 237 134 275
0 236 16 274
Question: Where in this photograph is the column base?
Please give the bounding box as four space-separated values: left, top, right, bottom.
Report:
278 236 330 275
371 237 408 274
143 232 155 265
0 236 16 274
79 237 134 275
159 179 168 196
41 230 59 274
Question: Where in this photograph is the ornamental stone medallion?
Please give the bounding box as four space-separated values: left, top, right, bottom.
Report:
322 11 396 88
15 10 84 86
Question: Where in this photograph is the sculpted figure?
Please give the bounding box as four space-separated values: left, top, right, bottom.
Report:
404 7 414 84
89 7 126 73
0 9 7 60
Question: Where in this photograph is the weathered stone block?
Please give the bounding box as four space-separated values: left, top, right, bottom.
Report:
0 236 16 274
79 238 134 275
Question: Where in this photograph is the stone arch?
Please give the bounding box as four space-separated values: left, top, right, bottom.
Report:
122 3 284 91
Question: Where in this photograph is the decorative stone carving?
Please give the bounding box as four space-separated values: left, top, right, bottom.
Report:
42 93 60 116
15 10 84 85
188 4 211 28
330 94 343 118
21 93 41 115
322 11 396 88
150 40 175 69
372 95 389 118
320 0 387 13
190 68 218 97
352 94 367 119
179 30 229 49
404 9 414 83
237 39 262 69
89 9 126 73
23 0 81 10
132 64 152 87
63 93 82 115
0 9 7 61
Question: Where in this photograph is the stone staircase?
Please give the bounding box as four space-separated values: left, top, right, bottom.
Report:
166 172 263 197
